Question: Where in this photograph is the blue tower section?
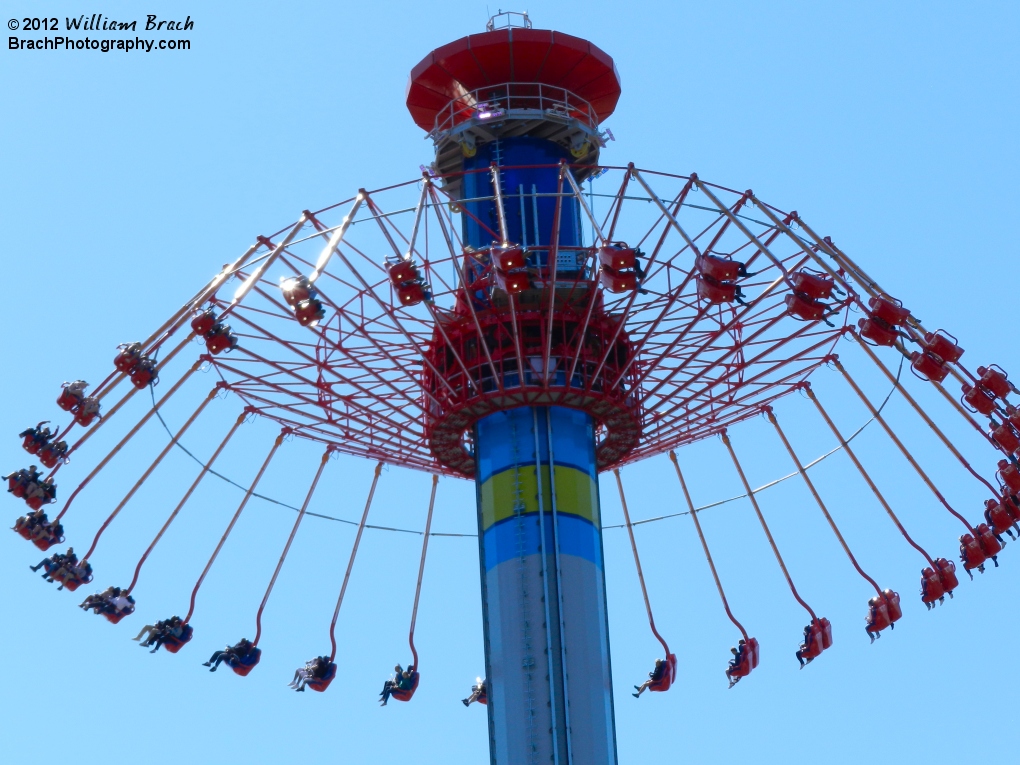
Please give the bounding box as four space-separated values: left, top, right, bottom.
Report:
463 138 618 765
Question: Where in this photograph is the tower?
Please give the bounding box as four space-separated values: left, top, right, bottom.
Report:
407 12 625 764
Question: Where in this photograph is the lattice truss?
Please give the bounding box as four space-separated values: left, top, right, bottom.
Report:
200 165 853 476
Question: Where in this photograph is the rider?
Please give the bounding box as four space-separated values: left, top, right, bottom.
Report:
379 664 415 706
633 658 666 697
289 656 332 692
20 422 53 450
795 624 814 668
203 638 254 672
725 640 746 687
462 678 487 706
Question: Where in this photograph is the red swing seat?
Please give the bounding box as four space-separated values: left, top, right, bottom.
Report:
960 534 987 571
22 435 42 455
935 558 959 594
190 309 217 336
985 499 1015 535
104 604 135 625
495 267 529 295
647 653 677 693
56 389 81 412
388 260 419 286
785 292 827 322
910 351 950 383
791 270 834 300
295 299 325 327
281 277 315 307
975 523 1002 558
396 282 426 306
161 625 194 654
32 524 64 551
920 567 944 604
600 266 637 294
8 476 27 498
697 254 742 283
727 637 760 680
600 244 638 272
390 671 421 702
39 446 66 469
923 331 964 365
962 384 997 415
229 647 262 677
858 316 899 347
997 460 1020 494
867 296 910 327
991 423 1020 456
800 618 833 661
978 366 1012 400
697 275 737 304
114 346 143 373
306 662 338 693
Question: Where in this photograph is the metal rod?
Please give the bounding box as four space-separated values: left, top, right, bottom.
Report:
407 474 439 671
668 451 748 640
185 430 286 624
720 430 817 620
81 386 219 561
805 385 936 567
833 358 975 533
327 461 383 661
254 446 333 647
613 469 671 655
855 331 1000 496
126 411 247 593
764 407 882 594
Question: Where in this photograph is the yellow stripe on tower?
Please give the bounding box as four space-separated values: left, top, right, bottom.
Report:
479 465 600 532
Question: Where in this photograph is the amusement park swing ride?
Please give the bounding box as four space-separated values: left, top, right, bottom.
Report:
8 11 1020 764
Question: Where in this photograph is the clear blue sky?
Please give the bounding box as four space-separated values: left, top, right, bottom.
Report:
2 2 1018 763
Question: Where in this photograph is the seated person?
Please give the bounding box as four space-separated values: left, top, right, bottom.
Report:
290 655 332 691
462 678 487 706
13 508 47 534
725 640 747 687
31 546 76 582
795 624 814 668
203 638 254 672
20 422 53 450
379 664 415 706
633 658 666 697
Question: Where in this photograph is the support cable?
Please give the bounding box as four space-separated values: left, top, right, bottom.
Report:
407 474 439 671
764 407 882 594
126 411 247 594
327 461 383 661
833 358 976 534
185 431 287 624
81 386 218 562
720 430 817 621
613 469 671 656
668 451 748 640
253 447 332 647
806 386 936 567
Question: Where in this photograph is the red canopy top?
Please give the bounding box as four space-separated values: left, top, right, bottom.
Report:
406 28 622 132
